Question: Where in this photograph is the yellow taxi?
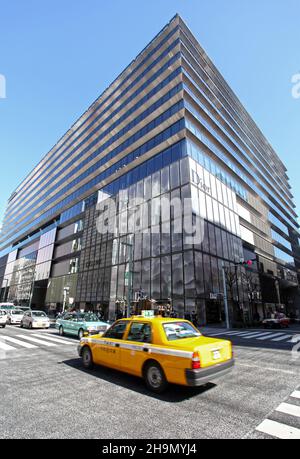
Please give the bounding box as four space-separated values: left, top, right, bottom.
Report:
78 316 234 393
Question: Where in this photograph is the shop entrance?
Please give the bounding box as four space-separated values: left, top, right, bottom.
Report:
205 300 224 325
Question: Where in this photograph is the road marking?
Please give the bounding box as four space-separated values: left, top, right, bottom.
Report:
16 335 57 346
256 333 285 340
0 340 16 351
276 403 300 418
31 334 75 345
207 331 252 337
241 332 272 339
1 336 37 349
271 335 292 342
288 336 300 343
256 419 300 439
291 391 300 400
237 363 296 375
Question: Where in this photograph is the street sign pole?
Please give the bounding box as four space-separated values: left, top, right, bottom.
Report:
222 263 230 329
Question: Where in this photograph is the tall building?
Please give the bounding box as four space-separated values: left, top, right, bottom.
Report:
0 14 299 324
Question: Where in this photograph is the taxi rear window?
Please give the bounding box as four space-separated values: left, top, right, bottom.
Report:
163 322 201 341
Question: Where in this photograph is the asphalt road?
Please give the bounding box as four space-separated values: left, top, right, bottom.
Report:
0 324 299 439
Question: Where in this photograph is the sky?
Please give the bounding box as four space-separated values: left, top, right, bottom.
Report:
0 0 299 226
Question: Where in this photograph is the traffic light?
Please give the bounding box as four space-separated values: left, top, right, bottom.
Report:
239 259 256 267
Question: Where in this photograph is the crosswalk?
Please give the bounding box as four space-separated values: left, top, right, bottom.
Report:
204 329 300 345
0 330 75 357
255 390 300 439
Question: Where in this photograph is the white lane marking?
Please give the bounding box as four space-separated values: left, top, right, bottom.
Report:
291 391 300 400
1 336 37 349
276 403 300 418
16 335 56 346
240 332 271 339
207 331 250 337
0 340 16 351
256 419 300 439
256 333 285 340
288 336 300 343
271 335 292 342
31 334 75 345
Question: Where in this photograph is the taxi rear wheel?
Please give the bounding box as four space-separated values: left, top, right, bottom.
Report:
82 347 93 370
144 361 168 393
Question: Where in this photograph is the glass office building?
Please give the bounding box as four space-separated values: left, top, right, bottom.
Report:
0 14 299 323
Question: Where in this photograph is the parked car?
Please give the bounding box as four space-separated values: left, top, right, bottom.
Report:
7 309 24 325
0 310 7 328
263 313 290 329
78 316 234 393
56 312 110 339
0 303 15 312
17 306 31 313
20 310 50 329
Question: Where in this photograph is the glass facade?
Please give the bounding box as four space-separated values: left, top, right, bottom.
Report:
0 14 299 321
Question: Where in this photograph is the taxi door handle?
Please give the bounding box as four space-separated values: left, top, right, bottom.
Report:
143 348 149 353
115 343 120 348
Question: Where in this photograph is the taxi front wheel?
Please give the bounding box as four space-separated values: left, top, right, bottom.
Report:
144 361 168 393
82 347 94 370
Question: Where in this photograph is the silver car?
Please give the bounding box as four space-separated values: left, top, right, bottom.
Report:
20 310 50 329
7 309 24 325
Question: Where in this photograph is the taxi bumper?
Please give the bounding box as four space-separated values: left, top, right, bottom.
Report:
185 358 235 386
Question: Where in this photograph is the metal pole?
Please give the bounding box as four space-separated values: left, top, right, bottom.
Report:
3 278 8 302
127 243 133 318
28 278 35 310
121 240 133 318
222 263 230 329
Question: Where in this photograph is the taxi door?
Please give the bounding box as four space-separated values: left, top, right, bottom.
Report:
93 320 128 370
120 322 152 377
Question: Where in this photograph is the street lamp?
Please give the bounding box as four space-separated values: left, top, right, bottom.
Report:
62 287 70 313
28 267 36 310
120 240 133 318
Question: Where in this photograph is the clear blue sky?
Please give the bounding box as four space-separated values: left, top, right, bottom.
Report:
0 0 299 225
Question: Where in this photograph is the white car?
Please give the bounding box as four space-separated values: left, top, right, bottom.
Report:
0 310 7 328
20 310 50 329
7 309 24 325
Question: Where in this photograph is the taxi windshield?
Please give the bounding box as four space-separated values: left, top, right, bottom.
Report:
163 322 201 341
78 313 100 322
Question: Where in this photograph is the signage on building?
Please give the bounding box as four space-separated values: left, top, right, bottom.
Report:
210 293 219 300
191 169 211 195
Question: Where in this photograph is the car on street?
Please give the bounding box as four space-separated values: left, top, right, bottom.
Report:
78 316 234 393
262 313 290 329
20 310 50 329
0 303 15 312
7 309 24 325
0 310 7 328
56 312 110 339
17 306 31 313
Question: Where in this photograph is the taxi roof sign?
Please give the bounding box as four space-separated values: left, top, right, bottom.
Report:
142 310 155 318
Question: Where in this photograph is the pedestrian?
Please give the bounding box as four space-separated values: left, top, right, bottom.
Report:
192 310 198 327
